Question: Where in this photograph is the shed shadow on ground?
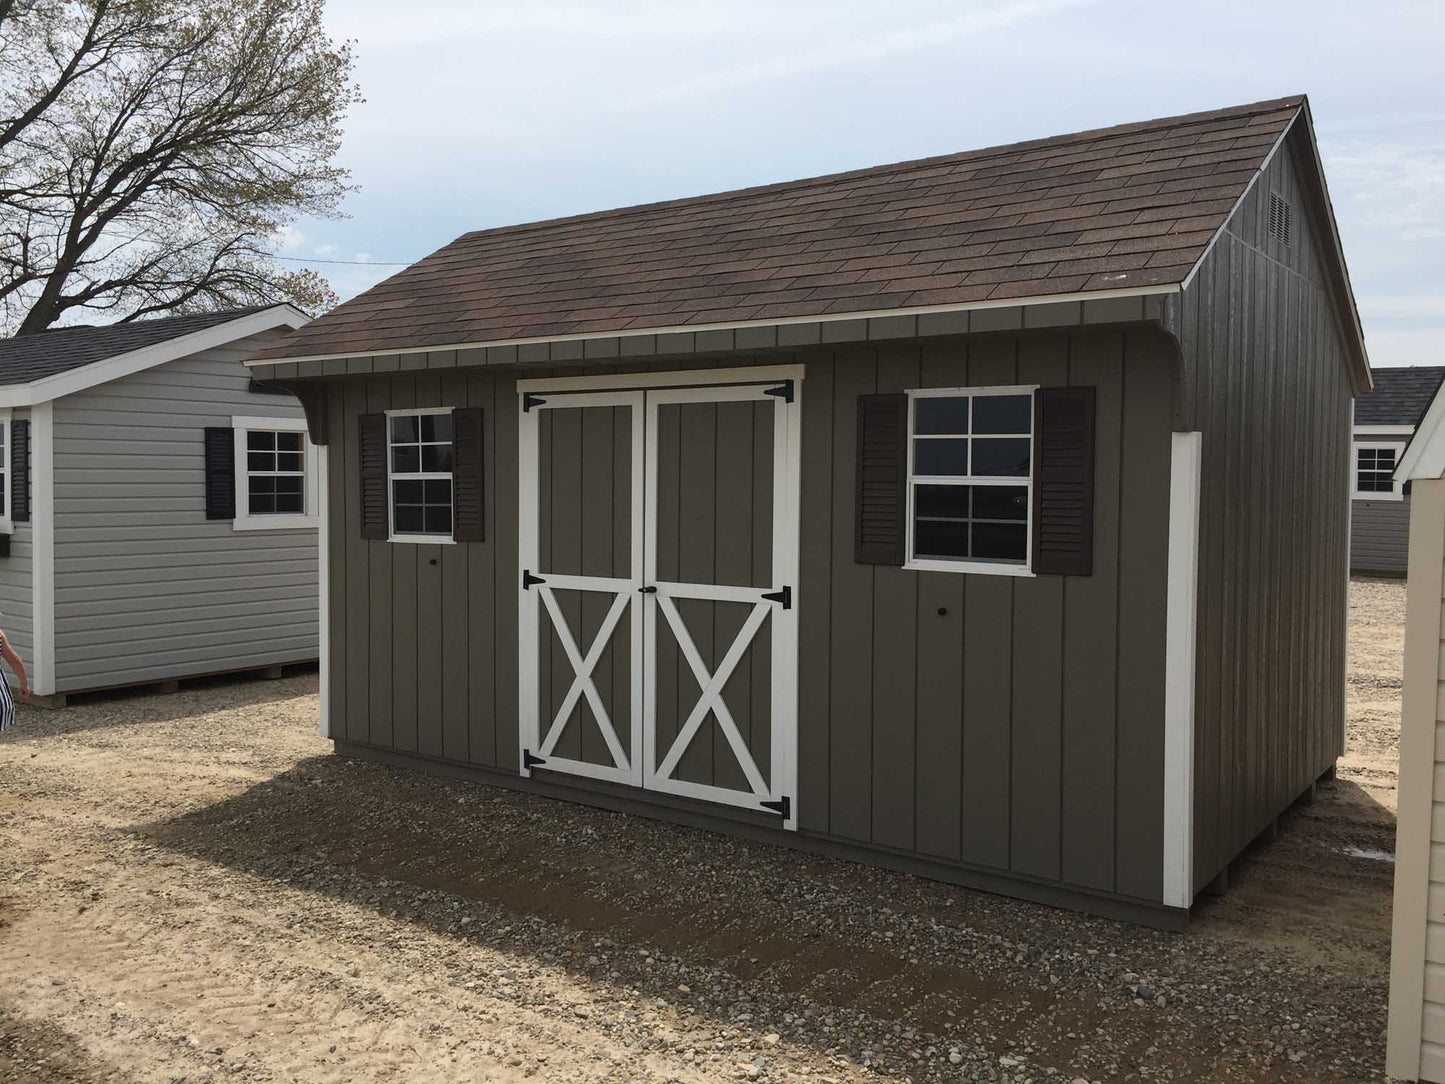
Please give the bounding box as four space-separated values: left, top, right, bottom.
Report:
134 750 1371 1082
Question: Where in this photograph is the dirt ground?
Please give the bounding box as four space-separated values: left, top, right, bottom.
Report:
0 578 1404 1082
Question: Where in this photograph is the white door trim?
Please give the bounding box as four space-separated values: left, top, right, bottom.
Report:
517 365 804 394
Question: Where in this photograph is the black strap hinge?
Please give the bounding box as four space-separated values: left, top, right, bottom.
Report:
761 585 791 609
760 795 790 818
764 380 794 404
522 392 547 412
523 569 546 590
523 749 547 770
638 584 657 593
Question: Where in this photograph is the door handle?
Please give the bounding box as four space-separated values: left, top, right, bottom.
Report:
638 585 657 594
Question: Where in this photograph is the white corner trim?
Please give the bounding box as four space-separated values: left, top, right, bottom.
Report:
1387 477 1445 1079
316 443 330 739
245 285 1180 368
0 304 309 409
30 401 55 696
1399 381 1445 481
1163 431 1202 909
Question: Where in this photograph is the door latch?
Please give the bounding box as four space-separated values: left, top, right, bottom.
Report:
638 585 658 593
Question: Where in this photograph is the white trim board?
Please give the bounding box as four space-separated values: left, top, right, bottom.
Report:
317 443 330 739
1354 424 1415 437
1163 431 1202 909
0 304 308 408
30 401 55 696
1399 379 1445 482
245 285 1180 367
517 364 805 393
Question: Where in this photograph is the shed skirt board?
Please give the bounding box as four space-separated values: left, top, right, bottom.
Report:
518 374 801 829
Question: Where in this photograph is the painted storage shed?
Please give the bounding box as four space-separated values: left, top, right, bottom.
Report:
248 96 1367 926
1351 365 1445 576
0 304 320 702
1386 380 1445 1081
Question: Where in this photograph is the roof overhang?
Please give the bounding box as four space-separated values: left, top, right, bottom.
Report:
0 304 308 407
243 284 1178 368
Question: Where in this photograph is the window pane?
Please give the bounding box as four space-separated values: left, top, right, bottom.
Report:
247 430 275 451
971 438 1031 477
250 476 276 496
423 505 453 534
248 451 274 473
972 521 1028 561
276 451 304 473
423 478 452 504
276 431 303 452
421 412 453 442
914 520 970 559
249 492 275 515
394 479 424 504
972 395 1032 435
914 484 970 520
392 446 420 474
421 444 453 473
276 491 304 514
913 438 970 476
391 415 419 442
972 485 1029 521
914 397 970 436
276 476 303 496
394 504 424 532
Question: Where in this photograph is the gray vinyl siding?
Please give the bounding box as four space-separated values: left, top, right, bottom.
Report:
50 330 318 692
1169 119 1353 894
1352 497 1411 575
0 406 34 670
319 325 1177 909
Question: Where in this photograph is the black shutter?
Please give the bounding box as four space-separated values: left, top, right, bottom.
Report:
855 393 908 565
10 418 29 523
1031 386 1096 576
203 426 235 520
359 413 388 540
452 407 485 542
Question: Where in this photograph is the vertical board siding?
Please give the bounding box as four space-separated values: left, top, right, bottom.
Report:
1173 129 1354 892
50 335 317 692
1351 498 1410 575
328 330 1175 905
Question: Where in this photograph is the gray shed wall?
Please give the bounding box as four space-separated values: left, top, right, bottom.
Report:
0 406 34 669
1169 123 1353 892
318 325 1178 911
51 330 319 691
1351 497 1410 575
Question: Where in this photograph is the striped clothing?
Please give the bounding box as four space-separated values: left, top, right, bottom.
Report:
0 629 14 734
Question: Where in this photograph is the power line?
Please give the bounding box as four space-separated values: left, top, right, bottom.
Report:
269 253 411 267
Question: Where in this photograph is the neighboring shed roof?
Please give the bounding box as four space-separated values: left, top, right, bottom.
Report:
1357 366 1445 427
0 307 276 387
255 96 1312 364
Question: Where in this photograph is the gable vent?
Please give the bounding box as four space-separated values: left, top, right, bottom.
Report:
1268 193 1292 246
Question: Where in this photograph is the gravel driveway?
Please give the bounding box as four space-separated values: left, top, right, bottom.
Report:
0 578 1400 1082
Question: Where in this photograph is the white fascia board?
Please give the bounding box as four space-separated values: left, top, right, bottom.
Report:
1353 424 1415 437
1397 383 1445 481
0 304 309 408
243 284 1180 367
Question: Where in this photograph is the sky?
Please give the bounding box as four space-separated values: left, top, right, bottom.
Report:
280 0 1445 367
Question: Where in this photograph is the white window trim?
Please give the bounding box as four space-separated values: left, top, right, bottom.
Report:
0 407 14 535
1353 440 1407 502
230 415 319 531
903 385 1037 577
385 406 456 545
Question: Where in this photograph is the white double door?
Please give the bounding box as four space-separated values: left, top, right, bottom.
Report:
518 374 800 828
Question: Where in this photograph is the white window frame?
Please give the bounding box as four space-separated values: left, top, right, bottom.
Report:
231 415 319 531
1353 440 1407 502
385 406 456 545
904 385 1037 577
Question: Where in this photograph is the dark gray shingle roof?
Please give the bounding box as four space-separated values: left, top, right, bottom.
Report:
0 307 274 387
1357 366 1445 427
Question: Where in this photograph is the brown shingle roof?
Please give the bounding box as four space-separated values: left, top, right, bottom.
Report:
258 96 1305 362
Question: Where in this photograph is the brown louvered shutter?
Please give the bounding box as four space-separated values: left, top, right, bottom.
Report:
11 418 29 523
1031 386 1096 576
203 426 235 520
855 393 908 565
358 413 388 540
452 406 484 542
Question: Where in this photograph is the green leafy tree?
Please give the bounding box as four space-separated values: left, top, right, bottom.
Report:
0 0 359 333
